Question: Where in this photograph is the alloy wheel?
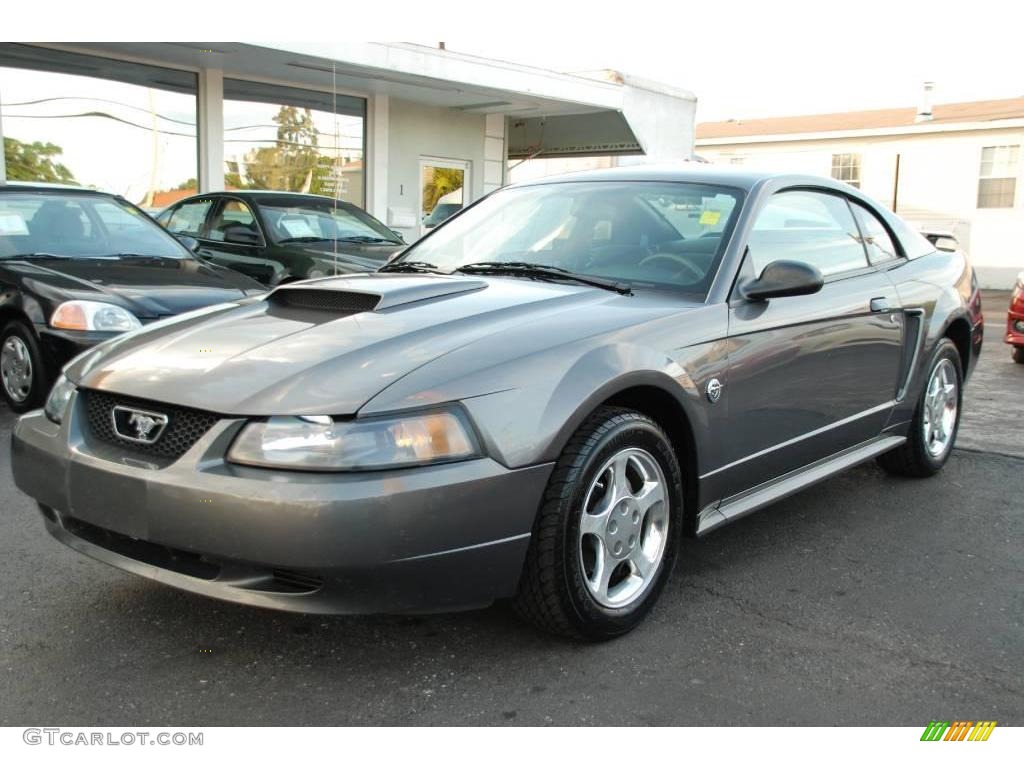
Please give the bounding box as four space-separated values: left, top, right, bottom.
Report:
578 447 669 609
922 358 958 457
1 335 33 403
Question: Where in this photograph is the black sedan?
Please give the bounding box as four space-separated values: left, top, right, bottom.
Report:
0 182 265 411
155 191 406 285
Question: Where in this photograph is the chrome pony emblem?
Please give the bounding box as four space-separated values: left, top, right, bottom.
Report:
705 378 724 404
112 406 168 445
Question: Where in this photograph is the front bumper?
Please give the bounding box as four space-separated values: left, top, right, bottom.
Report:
36 327 116 378
11 395 552 614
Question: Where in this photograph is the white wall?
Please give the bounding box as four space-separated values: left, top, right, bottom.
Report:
700 128 1024 288
384 98 487 242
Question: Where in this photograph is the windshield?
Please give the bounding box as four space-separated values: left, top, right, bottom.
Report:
397 181 742 296
0 192 189 259
259 200 401 245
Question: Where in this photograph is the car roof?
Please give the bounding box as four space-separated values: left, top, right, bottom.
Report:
191 190 343 202
504 163 851 193
0 180 108 195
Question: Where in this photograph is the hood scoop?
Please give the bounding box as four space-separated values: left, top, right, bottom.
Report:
266 274 487 314
269 288 381 313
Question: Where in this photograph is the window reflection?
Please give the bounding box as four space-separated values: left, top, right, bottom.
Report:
0 65 197 210
223 81 365 208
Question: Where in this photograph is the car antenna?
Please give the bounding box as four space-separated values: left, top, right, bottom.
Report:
332 62 339 278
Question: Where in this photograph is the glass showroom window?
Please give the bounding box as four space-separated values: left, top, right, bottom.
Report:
830 153 861 188
223 80 366 208
977 145 1019 208
0 47 197 211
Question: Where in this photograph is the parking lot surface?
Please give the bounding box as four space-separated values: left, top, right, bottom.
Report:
1 292 1020 726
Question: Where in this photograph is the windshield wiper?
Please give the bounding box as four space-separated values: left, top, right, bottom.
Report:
378 260 443 274
336 235 404 244
0 252 73 260
279 235 404 245
454 262 632 295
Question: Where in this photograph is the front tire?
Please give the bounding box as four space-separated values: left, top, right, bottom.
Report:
514 407 683 640
1013 346 1024 364
0 320 48 413
877 338 962 477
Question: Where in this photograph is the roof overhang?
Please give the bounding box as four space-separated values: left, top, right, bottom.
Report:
24 42 697 160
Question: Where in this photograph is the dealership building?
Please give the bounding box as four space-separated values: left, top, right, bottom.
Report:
0 42 696 240
696 87 1024 289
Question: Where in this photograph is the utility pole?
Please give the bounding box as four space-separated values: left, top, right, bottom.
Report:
144 88 159 207
892 153 901 212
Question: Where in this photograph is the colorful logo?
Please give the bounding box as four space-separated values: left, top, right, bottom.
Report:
920 721 997 741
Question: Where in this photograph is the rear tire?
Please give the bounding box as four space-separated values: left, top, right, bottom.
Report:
1013 346 1024 364
0 320 48 413
877 338 962 477
514 407 683 640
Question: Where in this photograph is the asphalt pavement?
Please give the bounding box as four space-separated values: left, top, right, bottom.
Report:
0 293 1020 726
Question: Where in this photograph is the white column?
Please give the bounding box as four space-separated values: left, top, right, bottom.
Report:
365 93 389 220
483 112 506 193
0 82 6 183
197 67 224 192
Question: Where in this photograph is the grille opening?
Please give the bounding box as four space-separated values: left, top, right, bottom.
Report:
270 568 325 593
62 517 324 595
64 517 221 580
268 288 380 313
83 390 220 461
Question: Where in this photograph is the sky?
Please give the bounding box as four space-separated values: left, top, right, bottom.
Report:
442 3 1022 123
2 3 1020 195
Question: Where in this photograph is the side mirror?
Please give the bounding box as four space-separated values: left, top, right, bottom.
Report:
175 235 200 252
740 259 824 301
223 227 262 246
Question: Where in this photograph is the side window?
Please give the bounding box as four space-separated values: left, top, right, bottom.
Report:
207 200 260 243
154 208 173 227
748 190 868 277
167 200 213 237
851 203 899 265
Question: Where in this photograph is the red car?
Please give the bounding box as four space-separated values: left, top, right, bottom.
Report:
1008 272 1024 364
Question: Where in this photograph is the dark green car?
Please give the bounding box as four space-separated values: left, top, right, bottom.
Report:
155 191 406 285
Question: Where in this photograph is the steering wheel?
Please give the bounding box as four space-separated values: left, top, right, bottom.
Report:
637 252 705 284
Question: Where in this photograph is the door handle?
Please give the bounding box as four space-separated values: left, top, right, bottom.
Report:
869 297 893 313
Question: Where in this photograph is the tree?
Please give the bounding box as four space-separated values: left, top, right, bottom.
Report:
243 106 324 193
3 137 76 183
422 167 464 213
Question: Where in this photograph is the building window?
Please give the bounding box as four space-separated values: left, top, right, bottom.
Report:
977 145 1018 208
0 44 197 211
222 80 366 208
830 153 861 188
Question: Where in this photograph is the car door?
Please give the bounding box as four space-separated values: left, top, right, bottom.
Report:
713 188 905 500
196 198 278 285
162 197 215 241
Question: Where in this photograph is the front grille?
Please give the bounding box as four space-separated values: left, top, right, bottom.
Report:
83 390 221 460
269 288 380 313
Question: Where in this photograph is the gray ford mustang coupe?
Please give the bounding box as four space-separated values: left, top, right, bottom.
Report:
11 166 983 639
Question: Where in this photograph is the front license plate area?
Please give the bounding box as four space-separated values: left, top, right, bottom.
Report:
68 463 148 540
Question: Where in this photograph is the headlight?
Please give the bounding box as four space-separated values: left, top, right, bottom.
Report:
227 410 479 471
51 301 142 332
44 373 76 424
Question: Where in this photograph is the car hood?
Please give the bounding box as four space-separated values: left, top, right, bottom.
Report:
68 273 697 416
16 256 263 317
